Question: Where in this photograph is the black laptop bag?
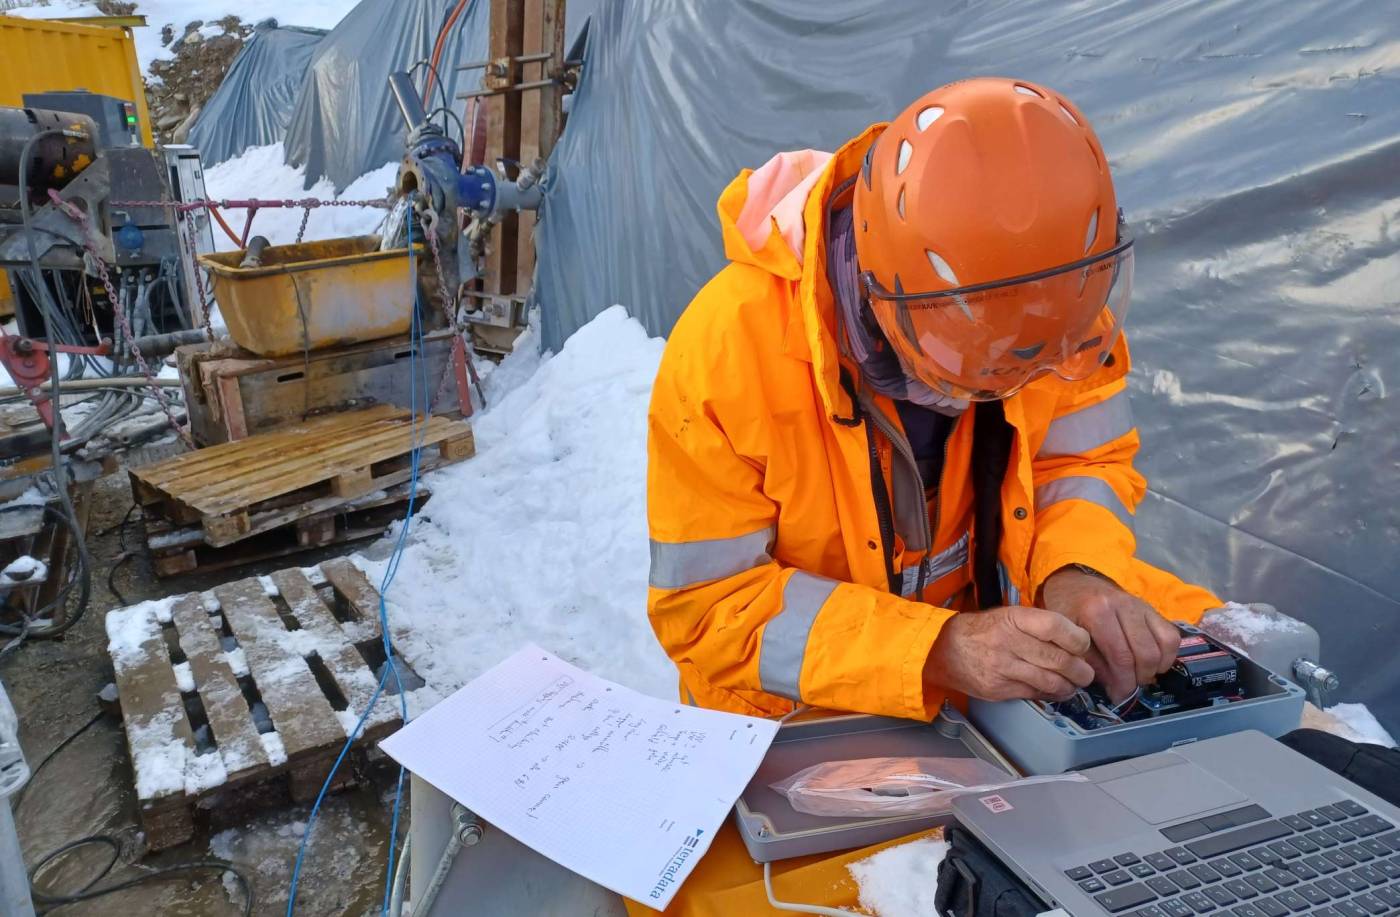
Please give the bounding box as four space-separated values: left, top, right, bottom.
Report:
935 824 1043 917
1280 728 1400 807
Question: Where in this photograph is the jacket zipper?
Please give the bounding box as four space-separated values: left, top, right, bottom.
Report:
864 418 900 594
861 396 935 597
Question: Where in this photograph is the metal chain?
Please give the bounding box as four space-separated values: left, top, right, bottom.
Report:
424 220 486 412
176 210 216 338
295 206 313 245
47 192 193 448
110 197 393 211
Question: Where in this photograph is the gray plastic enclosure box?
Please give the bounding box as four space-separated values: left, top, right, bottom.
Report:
733 705 1017 863
967 624 1305 776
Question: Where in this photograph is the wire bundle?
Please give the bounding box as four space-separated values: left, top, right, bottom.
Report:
286 201 429 915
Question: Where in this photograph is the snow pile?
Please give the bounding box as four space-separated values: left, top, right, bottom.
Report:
0 555 46 586
356 306 678 702
201 143 396 249
847 835 950 917
1209 602 1306 641
1304 702 1398 748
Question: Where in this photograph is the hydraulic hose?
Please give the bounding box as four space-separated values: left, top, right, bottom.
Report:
13 128 94 641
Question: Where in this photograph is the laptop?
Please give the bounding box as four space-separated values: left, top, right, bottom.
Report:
951 730 1400 916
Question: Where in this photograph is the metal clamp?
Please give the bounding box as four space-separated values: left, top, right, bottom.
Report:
1292 658 1340 708
414 803 486 916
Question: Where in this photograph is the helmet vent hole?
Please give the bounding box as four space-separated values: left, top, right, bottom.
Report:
1058 102 1080 125
1013 84 1044 98
915 106 945 132
897 187 906 220
896 140 913 175
1084 209 1099 253
926 249 959 286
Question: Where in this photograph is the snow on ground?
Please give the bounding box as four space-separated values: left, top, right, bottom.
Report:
1303 702 1398 747
354 305 678 704
3 1 361 72
201 143 396 250
848 836 950 917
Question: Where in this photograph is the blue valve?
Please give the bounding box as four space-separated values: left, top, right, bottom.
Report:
457 165 497 216
115 221 144 252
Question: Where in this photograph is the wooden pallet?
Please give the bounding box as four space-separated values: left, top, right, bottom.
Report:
129 404 473 548
105 558 420 850
176 331 465 447
143 482 432 577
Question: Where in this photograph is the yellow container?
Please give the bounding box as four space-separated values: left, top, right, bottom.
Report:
201 237 422 357
0 15 154 146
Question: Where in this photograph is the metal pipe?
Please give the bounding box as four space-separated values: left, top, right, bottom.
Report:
0 376 182 399
387 835 411 917
388 71 431 132
456 79 556 100
456 51 553 71
415 803 484 916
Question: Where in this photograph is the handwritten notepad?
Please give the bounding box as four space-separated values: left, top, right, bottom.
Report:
379 645 780 908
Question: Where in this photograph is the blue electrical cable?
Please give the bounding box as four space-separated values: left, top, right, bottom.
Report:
286 203 431 916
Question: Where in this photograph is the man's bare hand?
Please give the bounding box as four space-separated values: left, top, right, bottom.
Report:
924 606 1095 702
1040 567 1180 702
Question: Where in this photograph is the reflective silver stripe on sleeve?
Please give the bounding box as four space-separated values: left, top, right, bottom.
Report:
648 526 776 589
901 532 970 597
1034 476 1135 533
1037 390 1135 458
758 572 840 701
997 562 1021 606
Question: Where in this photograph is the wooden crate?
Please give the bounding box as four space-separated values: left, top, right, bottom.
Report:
176 331 465 447
129 404 473 548
105 558 419 850
143 482 432 577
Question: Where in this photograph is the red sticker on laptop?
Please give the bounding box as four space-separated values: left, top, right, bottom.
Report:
979 794 1013 813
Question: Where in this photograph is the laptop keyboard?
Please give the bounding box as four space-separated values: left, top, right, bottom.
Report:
1061 800 1400 915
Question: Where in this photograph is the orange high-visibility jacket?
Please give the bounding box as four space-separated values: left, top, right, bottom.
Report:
646 125 1221 721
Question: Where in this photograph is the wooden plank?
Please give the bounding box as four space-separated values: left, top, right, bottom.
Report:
152 411 464 502
168 505 419 576
169 594 268 784
134 405 402 487
270 569 399 739
108 605 196 805
319 557 405 646
133 406 470 518
234 334 459 441
199 437 466 547
214 578 344 761
0 505 43 541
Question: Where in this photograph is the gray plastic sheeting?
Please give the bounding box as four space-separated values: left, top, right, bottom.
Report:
187 21 328 168
537 1 1400 729
283 0 490 192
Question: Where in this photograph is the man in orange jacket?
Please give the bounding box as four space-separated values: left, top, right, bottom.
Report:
646 78 1221 721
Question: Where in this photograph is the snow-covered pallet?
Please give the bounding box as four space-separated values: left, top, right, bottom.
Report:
105 557 420 850
143 482 432 578
129 404 473 548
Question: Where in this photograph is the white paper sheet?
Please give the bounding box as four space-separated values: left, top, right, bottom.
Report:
379 644 780 909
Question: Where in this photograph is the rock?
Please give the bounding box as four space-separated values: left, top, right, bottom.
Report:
171 105 202 145
161 24 174 46
155 110 184 131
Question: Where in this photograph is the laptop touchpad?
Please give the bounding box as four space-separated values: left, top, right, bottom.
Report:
1099 764 1248 825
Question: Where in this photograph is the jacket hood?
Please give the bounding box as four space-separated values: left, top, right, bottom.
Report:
716 124 887 422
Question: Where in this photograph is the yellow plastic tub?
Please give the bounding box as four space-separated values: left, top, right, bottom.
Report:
201 236 423 357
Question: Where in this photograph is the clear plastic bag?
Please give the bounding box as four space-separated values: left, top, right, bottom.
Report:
771 756 1083 817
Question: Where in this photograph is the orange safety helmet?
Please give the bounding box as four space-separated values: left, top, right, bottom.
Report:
853 77 1133 400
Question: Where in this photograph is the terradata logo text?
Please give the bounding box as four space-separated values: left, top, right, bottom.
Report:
648 830 703 900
